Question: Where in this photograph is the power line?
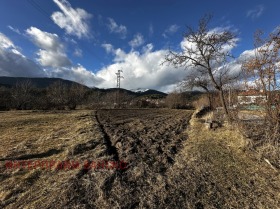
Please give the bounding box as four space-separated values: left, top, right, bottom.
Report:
26 0 50 18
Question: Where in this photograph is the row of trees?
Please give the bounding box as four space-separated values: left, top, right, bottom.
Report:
0 81 197 110
0 80 87 110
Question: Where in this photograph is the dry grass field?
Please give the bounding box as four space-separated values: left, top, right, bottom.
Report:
0 109 279 208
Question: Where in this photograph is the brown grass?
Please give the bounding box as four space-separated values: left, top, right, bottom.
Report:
0 109 279 208
0 110 107 208
170 114 280 208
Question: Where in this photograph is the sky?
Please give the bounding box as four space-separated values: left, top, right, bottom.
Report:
0 0 279 92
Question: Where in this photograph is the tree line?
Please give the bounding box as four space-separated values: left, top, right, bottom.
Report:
0 80 199 111
0 80 87 110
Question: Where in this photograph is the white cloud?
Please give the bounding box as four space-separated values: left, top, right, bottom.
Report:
26 27 62 51
158 84 180 93
239 49 256 61
47 64 104 87
163 24 180 38
95 43 187 91
0 31 204 91
129 33 145 48
51 0 92 38
7 25 21 35
149 24 154 36
102 43 114 54
107 18 127 39
0 24 266 92
74 48 83 57
0 33 23 56
0 32 45 77
142 43 153 53
0 32 104 87
247 5 264 19
0 33 16 50
36 49 71 68
26 27 71 67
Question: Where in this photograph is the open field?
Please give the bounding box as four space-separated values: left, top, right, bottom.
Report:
0 109 279 208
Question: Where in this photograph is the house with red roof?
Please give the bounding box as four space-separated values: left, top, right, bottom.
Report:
237 89 267 105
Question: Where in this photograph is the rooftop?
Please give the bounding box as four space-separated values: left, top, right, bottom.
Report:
238 89 265 96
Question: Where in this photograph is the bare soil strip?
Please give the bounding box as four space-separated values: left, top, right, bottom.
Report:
95 110 120 162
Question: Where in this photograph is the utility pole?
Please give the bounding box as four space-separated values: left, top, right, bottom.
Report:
116 69 124 88
115 69 124 108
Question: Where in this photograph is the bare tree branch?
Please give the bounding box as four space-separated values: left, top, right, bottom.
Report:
164 14 239 119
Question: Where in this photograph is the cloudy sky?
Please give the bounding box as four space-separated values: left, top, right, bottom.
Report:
0 0 279 92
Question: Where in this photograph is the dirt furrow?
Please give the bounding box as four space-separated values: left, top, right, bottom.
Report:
95 111 120 162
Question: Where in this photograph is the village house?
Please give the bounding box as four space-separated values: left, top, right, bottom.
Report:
237 89 266 105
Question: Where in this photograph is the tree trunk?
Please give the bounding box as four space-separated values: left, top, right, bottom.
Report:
219 89 230 121
207 91 212 109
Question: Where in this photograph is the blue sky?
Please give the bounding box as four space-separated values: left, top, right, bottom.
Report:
0 0 279 92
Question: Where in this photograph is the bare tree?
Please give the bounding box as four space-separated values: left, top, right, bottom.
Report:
118 91 135 108
242 29 280 143
47 81 69 110
68 83 87 110
11 80 34 110
0 86 11 110
100 91 116 109
179 70 213 108
165 91 186 109
87 90 103 109
165 15 238 120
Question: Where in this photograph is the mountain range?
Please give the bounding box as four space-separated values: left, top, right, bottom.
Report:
0 76 167 97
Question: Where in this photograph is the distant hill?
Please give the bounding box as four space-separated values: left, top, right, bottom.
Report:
0 76 88 89
139 89 167 97
0 76 170 98
96 88 167 98
130 88 150 93
130 88 167 96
